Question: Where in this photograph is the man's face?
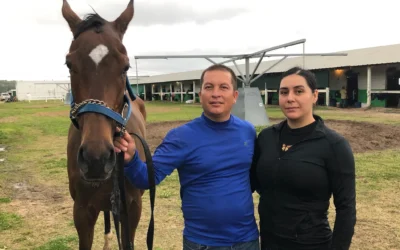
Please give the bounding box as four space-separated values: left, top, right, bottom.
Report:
199 69 238 121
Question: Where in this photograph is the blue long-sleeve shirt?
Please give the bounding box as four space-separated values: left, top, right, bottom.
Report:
124 113 259 246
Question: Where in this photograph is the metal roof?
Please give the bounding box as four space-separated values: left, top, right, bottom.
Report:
137 43 400 84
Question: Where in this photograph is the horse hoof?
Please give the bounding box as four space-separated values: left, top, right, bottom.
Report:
103 232 113 250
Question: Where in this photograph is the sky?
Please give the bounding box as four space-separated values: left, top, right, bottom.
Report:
0 0 399 81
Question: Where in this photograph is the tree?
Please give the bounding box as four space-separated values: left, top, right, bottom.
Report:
0 80 16 93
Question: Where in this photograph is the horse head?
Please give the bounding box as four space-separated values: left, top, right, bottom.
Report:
62 0 134 182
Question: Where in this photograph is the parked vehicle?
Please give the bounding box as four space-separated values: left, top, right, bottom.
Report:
0 93 10 101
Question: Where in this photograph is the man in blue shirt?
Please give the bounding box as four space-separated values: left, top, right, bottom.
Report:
114 64 260 249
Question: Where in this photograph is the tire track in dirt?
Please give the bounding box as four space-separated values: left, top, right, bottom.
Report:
145 119 400 153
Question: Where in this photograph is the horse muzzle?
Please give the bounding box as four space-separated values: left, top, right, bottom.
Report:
77 143 116 182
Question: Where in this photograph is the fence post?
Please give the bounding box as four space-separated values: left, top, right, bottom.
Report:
325 87 329 106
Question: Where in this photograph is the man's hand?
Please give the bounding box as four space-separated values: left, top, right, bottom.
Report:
114 128 136 164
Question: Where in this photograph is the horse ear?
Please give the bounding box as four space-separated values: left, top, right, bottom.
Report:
62 0 82 34
112 0 134 39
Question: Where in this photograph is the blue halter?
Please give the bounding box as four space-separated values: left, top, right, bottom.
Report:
69 76 136 135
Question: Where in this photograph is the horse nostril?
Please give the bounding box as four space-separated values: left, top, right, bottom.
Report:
104 148 116 173
77 147 89 173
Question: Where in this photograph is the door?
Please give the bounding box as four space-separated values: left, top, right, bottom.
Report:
386 69 400 108
347 73 358 106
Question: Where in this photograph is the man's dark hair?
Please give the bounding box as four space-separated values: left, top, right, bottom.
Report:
281 66 317 92
200 64 237 90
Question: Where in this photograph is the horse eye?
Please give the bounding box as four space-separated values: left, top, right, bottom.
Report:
65 61 72 69
123 64 130 73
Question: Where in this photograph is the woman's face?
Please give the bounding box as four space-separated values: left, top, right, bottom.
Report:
278 74 318 121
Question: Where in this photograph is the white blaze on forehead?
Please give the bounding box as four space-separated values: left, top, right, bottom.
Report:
89 44 109 66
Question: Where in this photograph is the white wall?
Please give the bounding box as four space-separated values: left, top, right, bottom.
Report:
16 80 70 101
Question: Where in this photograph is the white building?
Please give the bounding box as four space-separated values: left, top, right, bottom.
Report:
15 75 148 102
15 80 70 101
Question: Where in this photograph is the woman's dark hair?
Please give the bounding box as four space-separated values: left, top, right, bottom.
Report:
281 67 317 92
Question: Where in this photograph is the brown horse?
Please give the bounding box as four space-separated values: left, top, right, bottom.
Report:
61 1 153 249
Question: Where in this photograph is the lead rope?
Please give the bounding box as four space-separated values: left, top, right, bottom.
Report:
110 132 156 250
110 161 122 249
110 77 155 250
111 149 133 250
129 132 156 250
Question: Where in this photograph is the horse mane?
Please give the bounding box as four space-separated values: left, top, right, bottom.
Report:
74 13 106 40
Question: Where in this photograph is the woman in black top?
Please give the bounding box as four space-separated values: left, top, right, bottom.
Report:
251 67 356 250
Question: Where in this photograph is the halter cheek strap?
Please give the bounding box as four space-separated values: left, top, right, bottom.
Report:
69 76 136 135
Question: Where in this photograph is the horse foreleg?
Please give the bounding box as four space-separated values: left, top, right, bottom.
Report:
122 192 142 250
73 202 100 250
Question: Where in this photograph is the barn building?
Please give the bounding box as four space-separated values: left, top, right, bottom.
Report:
132 43 400 108
15 43 400 108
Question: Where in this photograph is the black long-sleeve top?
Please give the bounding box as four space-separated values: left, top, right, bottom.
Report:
251 115 356 250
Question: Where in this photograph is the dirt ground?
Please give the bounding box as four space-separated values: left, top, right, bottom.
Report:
323 119 400 153
145 118 400 154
